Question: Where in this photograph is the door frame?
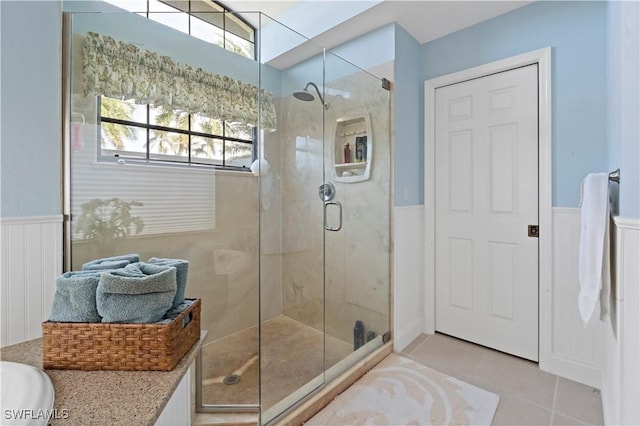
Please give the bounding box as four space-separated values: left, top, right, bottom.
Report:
423 47 552 370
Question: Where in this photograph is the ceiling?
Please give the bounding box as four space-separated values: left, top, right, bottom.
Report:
224 0 533 68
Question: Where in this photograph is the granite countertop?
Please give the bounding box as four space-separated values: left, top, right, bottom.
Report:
1 331 206 426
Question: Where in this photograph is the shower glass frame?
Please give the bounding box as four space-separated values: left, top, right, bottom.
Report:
61 4 391 423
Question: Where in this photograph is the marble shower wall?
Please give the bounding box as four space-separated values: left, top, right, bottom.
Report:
275 95 325 331
260 103 285 322
279 69 391 344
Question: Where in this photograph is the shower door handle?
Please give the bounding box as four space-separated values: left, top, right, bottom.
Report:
324 201 342 231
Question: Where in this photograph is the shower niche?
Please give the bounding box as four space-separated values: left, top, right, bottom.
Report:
333 110 372 183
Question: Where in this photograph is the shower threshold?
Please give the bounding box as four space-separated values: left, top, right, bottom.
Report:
262 336 386 425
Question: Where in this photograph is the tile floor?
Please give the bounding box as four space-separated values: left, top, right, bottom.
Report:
400 333 604 426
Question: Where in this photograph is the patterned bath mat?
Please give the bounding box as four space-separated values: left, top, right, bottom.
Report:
306 353 499 425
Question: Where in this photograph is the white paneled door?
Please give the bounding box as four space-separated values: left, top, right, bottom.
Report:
434 64 539 361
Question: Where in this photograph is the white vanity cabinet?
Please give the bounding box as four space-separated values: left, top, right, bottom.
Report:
155 366 192 426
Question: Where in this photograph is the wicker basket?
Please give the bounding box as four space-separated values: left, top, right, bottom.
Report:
42 298 200 371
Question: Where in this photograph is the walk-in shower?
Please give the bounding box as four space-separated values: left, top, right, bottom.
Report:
63 5 390 425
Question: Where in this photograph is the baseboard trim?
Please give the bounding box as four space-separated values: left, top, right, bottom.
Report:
393 318 423 352
546 354 602 389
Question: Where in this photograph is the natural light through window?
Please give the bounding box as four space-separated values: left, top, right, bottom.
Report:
104 0 255 59
98 0 257 171
100 98 255 170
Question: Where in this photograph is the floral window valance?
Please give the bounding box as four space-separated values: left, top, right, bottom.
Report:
82 31 277 130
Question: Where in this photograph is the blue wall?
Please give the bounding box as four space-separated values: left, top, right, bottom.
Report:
329 24 395 74
421 1 608 208
1 0 629 217
1 1 62 217
607 0 640 219
394 24 423 206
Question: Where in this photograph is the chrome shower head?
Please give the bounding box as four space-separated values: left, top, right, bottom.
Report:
293 82 329 109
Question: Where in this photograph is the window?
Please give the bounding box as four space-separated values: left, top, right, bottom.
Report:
99 0 258 171
105 0 255 59
100 98 255 170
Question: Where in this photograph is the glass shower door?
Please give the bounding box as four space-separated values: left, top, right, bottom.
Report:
258 38 390 424
258 17 328 424
323 51 391 380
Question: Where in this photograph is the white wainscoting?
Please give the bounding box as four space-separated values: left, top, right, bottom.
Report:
546 208 604 388
1 215 63 347
602 217 640 425
393 205 424 352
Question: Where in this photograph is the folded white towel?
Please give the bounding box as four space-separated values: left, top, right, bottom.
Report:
578 173 611 325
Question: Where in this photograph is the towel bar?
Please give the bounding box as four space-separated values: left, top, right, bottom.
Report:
609 169 620 183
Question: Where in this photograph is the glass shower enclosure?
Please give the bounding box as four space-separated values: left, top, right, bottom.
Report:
62 4 390 424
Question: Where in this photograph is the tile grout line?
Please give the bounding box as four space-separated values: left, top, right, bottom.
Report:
549 376 559 425
553 412 590 426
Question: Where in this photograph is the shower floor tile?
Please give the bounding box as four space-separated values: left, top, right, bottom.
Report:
200 315 352 411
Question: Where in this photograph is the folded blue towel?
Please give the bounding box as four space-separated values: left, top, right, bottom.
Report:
96 262 176 323
155 299 194 324
82 254 140 271
49 271 104 322
148 257 189 308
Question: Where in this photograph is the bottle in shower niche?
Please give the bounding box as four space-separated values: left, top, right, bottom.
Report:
354 320 364 350
357 136 367 162
355 136 365 162
344 142 351 164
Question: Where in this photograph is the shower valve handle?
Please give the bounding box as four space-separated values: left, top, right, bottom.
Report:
318 182 336 201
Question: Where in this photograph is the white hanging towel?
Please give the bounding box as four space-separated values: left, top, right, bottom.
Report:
578 173 611 325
